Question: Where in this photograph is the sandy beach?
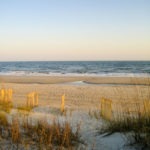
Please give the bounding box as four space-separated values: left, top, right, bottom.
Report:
0 75 150 85
1 0 150 148
0 75 150 149
0 75 149 108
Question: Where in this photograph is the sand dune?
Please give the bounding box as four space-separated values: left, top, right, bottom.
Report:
0 75 150 149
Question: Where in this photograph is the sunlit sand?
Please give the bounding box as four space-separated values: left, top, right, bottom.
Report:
0 75 149 149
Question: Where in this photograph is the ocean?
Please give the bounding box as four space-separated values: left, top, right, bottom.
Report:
0 61 150 77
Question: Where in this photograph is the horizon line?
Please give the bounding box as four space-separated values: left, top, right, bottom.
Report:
0 60 150 62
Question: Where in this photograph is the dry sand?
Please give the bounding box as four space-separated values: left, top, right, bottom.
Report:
0 75 149 85
0 75 149 150
0 75 149 109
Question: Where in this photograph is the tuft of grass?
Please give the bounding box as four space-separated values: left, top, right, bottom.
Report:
100 79 150 149
11 118 21 144
0 111 8 138
0 111 8 127
17 105 33 112
88 109 101 120
22 119 82 148
0 115 82 149
0 101 13 113
61 94 65 113
101 116 139 134
100 105 150 149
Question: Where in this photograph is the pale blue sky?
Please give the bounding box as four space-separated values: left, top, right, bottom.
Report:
0 0 150 61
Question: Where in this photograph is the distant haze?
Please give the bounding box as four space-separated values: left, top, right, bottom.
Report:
0 0 150 61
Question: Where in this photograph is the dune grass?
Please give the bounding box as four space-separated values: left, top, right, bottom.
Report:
22 119 81 149
0 114 82 149
99 80 150 149
0 101 13 113
101 113 150 149
0 89 83 149
100 101 150 149
17 105 33 112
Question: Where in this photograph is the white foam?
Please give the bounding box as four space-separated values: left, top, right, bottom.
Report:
0 71 149 78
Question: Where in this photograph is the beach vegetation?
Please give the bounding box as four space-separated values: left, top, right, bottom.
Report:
17 105 33 112
88 109 101 120
26 92 39 107
0 88 13 113
0 111 8 127
0 115 82 149
24 119 82 149
100 99 150 149
61 94 65 114
0 101 13 113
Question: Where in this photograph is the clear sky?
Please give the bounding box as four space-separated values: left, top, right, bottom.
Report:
0 0 150 61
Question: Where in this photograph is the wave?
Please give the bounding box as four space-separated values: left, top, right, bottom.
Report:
0 61 150 77
0 71 149 77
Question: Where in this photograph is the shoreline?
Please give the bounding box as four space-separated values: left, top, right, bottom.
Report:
0 75 149 85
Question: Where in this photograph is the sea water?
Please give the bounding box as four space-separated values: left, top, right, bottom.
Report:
0 61 149 77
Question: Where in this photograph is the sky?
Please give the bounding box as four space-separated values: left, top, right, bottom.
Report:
0 0 150 61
